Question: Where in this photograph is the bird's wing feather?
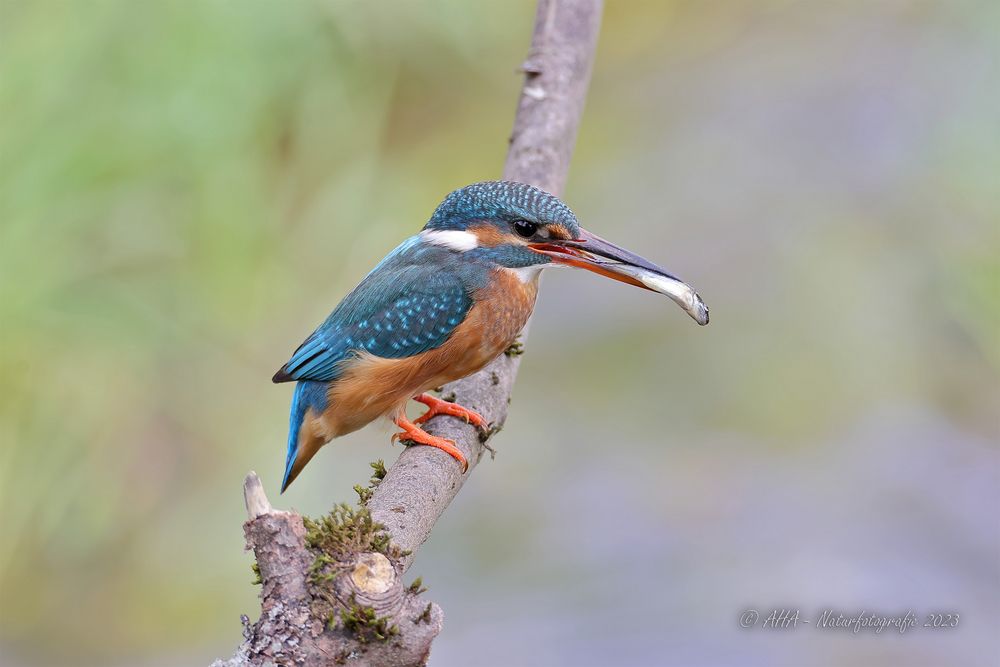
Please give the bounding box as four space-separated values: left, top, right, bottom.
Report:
274 242 473 383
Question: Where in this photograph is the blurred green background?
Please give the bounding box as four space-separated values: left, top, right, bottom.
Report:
2 1 998 666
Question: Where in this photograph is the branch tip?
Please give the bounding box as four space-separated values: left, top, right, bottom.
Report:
243 471 272 520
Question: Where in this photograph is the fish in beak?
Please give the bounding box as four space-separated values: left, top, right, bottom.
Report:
529 229 709 325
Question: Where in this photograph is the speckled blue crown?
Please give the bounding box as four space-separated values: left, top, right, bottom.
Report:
425 181 580 236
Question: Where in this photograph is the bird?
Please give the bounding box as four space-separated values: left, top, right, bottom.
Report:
273 180 708 492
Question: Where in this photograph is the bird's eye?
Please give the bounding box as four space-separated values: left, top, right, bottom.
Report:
513 220 538 238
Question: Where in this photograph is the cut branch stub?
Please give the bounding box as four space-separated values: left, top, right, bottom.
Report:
243 473 312 607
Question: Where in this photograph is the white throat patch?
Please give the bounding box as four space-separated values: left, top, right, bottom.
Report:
420 229 479 252
506 265 545 283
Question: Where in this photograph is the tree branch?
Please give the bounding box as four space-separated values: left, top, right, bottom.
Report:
368 0 601 573
215 2 602 665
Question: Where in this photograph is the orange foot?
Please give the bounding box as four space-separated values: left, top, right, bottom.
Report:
392 414 469 473
412 393 486 430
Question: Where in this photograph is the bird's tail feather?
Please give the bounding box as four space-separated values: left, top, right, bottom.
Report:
281 381 328 493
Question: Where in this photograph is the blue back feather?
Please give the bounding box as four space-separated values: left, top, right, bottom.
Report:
274 237 481 383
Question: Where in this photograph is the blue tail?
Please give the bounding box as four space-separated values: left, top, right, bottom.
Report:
281 381 329 493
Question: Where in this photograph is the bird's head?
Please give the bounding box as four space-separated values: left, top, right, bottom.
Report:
422 181 708 325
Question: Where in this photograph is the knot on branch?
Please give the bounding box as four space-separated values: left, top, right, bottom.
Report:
341 552 410 621
304 503 413 637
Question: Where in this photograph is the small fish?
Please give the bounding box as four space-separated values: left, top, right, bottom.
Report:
604 261 709 325
531 230 709 325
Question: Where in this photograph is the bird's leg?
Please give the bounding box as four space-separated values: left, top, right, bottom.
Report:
392 415 468 473
412 393 486 429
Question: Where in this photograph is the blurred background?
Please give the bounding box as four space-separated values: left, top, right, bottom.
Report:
2 1 998 665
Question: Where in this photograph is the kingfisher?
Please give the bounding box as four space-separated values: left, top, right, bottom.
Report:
274 181 708 491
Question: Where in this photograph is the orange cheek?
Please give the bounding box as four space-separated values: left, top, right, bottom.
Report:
547 224 572 240
469 223 515 247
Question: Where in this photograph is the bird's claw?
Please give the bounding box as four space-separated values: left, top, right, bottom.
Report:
412 393 487 431
392 413 469 473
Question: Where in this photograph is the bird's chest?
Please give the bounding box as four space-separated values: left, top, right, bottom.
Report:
432 267 538 380
470 268 538 353
321 268 539 426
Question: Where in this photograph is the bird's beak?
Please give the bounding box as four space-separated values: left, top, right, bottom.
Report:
529 229 709 325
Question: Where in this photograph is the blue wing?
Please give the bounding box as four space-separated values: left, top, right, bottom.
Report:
273 238 474 383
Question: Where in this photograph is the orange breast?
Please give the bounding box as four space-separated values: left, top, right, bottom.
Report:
312 268 539 440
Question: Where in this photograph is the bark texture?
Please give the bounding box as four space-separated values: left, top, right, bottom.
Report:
215 2 602 664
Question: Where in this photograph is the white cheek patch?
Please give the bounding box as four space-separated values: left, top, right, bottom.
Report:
420 229 479 252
